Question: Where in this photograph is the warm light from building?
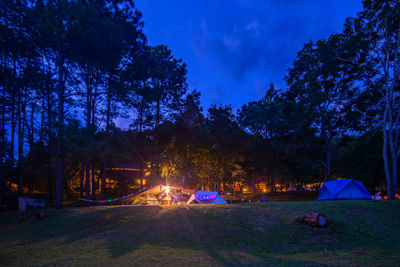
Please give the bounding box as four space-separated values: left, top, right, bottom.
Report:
108 168 141 171
135 179 147 185
6 181 18 193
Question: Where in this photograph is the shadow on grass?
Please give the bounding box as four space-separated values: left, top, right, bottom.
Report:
1 201 400 266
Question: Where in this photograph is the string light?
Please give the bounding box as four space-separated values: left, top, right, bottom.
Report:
78 186 153 203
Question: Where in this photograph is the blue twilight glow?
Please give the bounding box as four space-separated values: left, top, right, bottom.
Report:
135 0 362 110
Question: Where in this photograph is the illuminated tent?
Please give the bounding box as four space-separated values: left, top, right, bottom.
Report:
132 193 159 205
186 190 227 204
131 185 195 205
317 179 371 200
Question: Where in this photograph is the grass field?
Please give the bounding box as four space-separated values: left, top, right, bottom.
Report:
1 200 400 266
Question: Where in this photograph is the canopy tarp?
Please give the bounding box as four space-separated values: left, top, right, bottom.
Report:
131 185 194 205
132 193 159 205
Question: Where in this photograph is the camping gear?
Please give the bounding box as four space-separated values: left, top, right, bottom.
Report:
186 190 227 204
18 197 45 210
36 212 46 220
373 192 382 200
317 179 371 200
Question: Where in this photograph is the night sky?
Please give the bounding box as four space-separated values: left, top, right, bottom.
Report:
135 0 363 111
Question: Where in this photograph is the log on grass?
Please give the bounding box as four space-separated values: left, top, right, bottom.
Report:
300 212 328 227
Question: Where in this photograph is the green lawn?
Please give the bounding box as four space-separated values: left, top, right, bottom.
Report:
1 200 400 266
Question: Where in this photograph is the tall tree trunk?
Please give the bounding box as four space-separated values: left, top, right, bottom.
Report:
384 89 398 199
10 102 15 165
216 156 220 191
387 90 398 199
47 149 53 203
391 28 400 198
0 9 8 208
91 82 98 127
271 175 275 193
39 98 45 142
383 106 394 198
80 162 84 198
10 59 17 166
0 79 4 207
0 80 3 203
91 163 95 200
0 52 6 146
47 90 53 204
0 163 3 208
101 159 106 200
101 88 111 200
55 52 65 209
28 101 35 151
84 69 92 202
85 160 90 202
21 93 27 191
325 149 332 182
17 86 23 195
138 94 144 133
139 104 143 133
156 98 160 128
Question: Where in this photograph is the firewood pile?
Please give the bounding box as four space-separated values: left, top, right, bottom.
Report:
298 212 328 227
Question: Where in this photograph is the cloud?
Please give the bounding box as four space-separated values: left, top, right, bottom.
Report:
189 0 361 87
222 36 241 52
135 0 363 109
245 20 260 37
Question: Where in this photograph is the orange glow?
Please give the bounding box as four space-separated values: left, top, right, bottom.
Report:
164 186 170 194
6 181 18 193
135 179 147 185
105 178 118 189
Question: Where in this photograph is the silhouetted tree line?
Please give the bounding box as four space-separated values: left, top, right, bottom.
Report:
0 0 398 207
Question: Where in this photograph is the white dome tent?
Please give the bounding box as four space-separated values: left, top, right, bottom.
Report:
186 190 227 204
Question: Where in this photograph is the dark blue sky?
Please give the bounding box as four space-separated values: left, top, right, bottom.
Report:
135 0 363 111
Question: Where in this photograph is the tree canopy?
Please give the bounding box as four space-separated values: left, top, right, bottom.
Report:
0 0 398 206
